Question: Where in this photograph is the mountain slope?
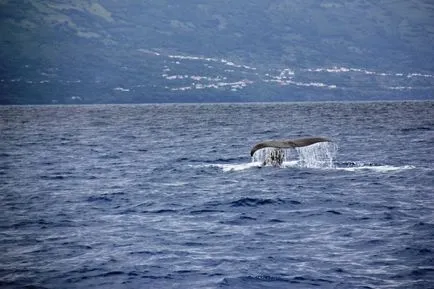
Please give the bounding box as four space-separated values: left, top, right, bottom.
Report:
1 0 433 104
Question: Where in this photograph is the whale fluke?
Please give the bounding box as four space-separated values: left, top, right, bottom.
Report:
250 137 331 157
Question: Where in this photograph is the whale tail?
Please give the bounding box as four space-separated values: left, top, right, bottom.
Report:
250 137 331 166
250 137 331 157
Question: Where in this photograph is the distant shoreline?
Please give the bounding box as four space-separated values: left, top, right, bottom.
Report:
1 99 433 107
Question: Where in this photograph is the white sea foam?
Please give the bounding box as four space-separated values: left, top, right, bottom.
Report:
113 87 130 92
386 86 413 90
189 163 260 172
217 163 261 172
279 68 295 78
212 161 299 172
159 181 189 187
137 48 160 56
192 161 414 173
338 165 415 173
171 86 192 91
202 162 415 173
407 73 433 78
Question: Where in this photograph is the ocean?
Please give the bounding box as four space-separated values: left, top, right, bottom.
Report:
0 101 433 289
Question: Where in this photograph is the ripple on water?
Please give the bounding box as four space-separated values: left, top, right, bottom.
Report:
0 102 432 289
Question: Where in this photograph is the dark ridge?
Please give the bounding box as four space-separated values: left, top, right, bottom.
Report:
239 215 257 220
220 275 292 286
220 217 257 225
24 285 48 289
175 270 198 274
365 239 387 245
10 219 53 229
0 282 48 289
99 271 125 277
120 208 137 214
411 221 434 231
409 267 434 277
248 275 290 282
86 195 112 202
67 267 100 275
86 191 126 203
418 248 433 254
288 200 302 205
189 209 224 215
401 126 432 132
326 210 342 215
397 247 433 256
183 242 204 247
98 153 121 160
230 197 284 207
175 157 189 162
292 276 334 286
149 209 178 214
222 275 335 287
133 201 156 208
140 274 173 280
293 276 307 281
211 156 246 163
40 175 66 180
268 218 285 223
128 250 153 256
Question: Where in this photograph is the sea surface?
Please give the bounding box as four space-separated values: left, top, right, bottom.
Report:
0 101 433 289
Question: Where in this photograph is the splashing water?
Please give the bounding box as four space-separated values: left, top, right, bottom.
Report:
194 140 413 172
252 142 338 168
296 142 338 168
252 147 294 165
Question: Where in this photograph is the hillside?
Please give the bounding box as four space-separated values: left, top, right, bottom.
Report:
1 0 433 104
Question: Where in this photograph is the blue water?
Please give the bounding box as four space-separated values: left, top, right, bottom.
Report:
1 101 433 289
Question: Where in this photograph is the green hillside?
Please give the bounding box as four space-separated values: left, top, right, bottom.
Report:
1 0 433 103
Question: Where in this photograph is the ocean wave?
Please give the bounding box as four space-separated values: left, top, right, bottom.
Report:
219 274 334 288
338 165 416 173
230 197 285 207
191 161 415 173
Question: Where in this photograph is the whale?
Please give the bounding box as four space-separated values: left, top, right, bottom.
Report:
250 137 331 156
250 137 331 166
